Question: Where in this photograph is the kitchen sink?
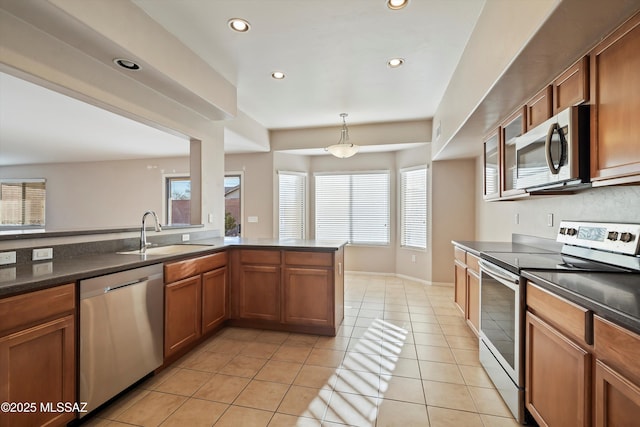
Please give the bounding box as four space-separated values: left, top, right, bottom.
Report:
117 244 214 256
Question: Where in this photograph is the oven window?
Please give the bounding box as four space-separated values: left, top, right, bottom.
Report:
481 275 516 370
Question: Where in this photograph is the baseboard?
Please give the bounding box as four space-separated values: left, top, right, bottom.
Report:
345 270 453 287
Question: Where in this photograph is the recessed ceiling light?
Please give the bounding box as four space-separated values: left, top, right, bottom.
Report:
113 58 140 70
271 71 285 80
228 18 251 32
387 0 409 10
387 58 405 68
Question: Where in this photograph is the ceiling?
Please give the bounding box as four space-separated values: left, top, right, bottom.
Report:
0 0 485 165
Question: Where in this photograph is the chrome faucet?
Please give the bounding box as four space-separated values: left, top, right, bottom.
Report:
140 210 162 252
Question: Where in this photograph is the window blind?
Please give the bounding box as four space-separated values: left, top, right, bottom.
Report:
279 172 306 239
400 167 427 249
0 180 46 226
315 172 390 245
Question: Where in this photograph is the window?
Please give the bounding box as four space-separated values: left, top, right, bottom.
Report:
400 167 427 249
224 174 242 236
166 176 190 225
0 179 46 227
315 172 390 245
278 171 306 239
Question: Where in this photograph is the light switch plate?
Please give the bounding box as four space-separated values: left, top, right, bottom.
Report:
248 216 258 223
547 213 554 227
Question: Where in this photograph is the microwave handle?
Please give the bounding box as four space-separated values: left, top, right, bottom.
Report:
545 122 567 175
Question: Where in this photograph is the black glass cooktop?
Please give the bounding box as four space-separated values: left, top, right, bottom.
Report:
481 251 630 275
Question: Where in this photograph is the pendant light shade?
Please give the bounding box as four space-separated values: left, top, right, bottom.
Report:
325 113 359 158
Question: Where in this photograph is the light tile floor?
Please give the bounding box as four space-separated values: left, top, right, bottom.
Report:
85 273 520 427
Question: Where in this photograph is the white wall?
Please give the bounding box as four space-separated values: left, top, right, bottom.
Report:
0 157 189 230
474 156 640 241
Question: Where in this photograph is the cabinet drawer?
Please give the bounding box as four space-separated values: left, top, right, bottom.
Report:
526 282 591 345
0 283 75 335
285 251 333 267
466 253 480 274
454 246 466 264
165 251 227 283
240 249 281 265
594 316 640 384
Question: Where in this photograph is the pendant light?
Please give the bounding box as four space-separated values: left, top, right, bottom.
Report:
325 113 359 158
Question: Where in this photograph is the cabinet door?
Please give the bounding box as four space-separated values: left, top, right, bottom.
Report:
283 267 332 327
0 315 75 427
483 130 500 200
202 267 228 335
501 108 527 198
553 56 589 114
525 311 591 427
590 13 640 186
454 260 467 316
466 270 480 336
238 265 280 322
527 85 553 130
594 360 640 427
165 276 201 358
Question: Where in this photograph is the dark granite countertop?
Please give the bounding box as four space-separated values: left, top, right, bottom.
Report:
0 237 347 298
522 270 640 335
451 240 556 256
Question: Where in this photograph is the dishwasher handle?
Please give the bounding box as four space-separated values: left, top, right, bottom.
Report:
80 264 163 300
104 278 145 293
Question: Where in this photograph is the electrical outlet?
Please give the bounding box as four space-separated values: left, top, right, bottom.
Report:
547 213 554 227
182 234 190 242
411 254 417 263
248 216 258 223
0 251 16 265
515 213 520 225
32 247 53 261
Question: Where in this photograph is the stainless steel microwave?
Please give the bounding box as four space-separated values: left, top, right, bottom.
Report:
515 105 590 191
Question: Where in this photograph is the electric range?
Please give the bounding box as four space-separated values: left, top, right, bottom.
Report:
477 221 640 424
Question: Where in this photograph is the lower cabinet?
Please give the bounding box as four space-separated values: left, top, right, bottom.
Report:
454 260 467 315
164 252 228 359
466 269 480 335
202 267 229 334
165 275 202 358
230 247 343 335
525 311 591 427
0 284 76 427
593 316 640 427
525 282 592 427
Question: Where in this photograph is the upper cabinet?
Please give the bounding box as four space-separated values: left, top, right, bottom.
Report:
501 107 527 198
589 12 640 187
553 56 589 115
483 129 501 200
526 86 552 130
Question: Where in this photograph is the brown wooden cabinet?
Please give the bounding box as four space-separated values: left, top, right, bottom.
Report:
593 316 640 426
452 245 480 336
553 56 589 115
232 249 281 322
590 12 640 186
165 275 202 358
202 266 228 334
0 284 76 427
164 251 228 359
525 283 593 427
526 85 553 130
230 247 344 336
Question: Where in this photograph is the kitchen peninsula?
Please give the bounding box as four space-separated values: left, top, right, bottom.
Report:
0 233 345 426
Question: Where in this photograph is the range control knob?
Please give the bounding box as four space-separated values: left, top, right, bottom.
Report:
607 231 619 241
566 228 578 236
620 232 635 243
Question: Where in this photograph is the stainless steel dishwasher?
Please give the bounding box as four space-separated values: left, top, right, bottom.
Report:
79 264 163 417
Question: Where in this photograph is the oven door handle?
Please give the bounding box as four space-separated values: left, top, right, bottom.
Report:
479 259 520 287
